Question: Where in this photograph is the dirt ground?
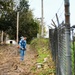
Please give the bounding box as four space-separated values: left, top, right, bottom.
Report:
0 45 37 75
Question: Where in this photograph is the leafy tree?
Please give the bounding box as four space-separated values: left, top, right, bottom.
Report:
18 0 39 43
0 0 13 12
6 11 17 39
0 0 14 31
18 0 29 12
0 0 40 43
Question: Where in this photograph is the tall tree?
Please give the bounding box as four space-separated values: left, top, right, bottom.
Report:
5 0 40 43
18 0 29 12
6 11 17 39
0 0 14 31
18 0 39 42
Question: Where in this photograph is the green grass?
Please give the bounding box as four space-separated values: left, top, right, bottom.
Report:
30 38 55 75
30 38 49 63
37 49 48 63
71 42 75 75
38 69 55 75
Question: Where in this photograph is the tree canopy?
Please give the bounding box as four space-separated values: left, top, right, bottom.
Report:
0 0 40 43
0 0 14 31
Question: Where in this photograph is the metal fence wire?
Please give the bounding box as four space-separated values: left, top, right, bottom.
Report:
49 24 72 75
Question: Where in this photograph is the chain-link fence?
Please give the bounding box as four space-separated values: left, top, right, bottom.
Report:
49 24 72 75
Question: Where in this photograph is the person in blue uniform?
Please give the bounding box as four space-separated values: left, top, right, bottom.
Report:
19 36 27 61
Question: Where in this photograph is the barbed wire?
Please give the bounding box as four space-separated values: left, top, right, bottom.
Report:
58 10 64 20
52 1 64 24
57 1 64 14
51 0 64 19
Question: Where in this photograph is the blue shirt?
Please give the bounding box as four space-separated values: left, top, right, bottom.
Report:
19 39 26 50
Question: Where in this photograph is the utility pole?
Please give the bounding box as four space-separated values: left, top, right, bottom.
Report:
41 0 44 37
64 0 72 75
17 12 19 43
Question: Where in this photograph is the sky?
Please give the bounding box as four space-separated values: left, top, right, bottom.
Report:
28 0 75 37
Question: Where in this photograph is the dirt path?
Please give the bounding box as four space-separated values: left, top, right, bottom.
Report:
0 45 37 75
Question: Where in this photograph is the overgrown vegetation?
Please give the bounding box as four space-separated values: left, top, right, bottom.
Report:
71 42 75 75
30 38 55 75
31 38 49 63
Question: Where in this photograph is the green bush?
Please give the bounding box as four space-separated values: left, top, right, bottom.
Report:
30 38 49 63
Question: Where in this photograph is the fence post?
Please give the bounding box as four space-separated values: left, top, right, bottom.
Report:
65 28 72 75
64 0 72 75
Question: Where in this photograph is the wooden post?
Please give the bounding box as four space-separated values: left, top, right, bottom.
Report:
17 12 19 43
1 31 3 44
41 0 44 37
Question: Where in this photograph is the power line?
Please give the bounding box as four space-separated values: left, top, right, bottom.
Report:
58 9 65 22
57 0 64 13
51 0 64 20
51 1 64 25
